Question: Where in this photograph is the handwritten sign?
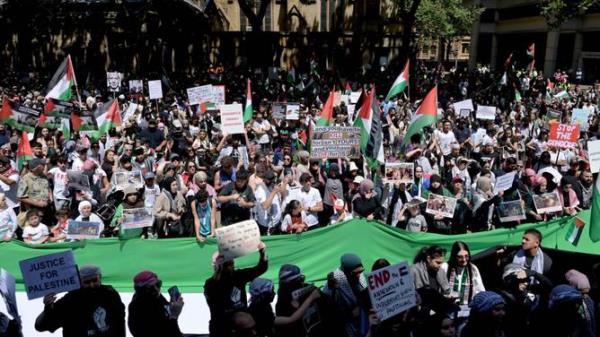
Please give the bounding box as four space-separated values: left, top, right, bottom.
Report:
216 220 260 260
571 108 590 130
588 140 600 173
19 251 80 300
67 220 103 240
548 122 580 148
187 86 205 105
148 80 163 100
452 99 474 115
367 261 416 321
220 103 245 134
211 85 226 106
310 126 361 159
286 103 300 120
494 172 516 194
476 105 496 120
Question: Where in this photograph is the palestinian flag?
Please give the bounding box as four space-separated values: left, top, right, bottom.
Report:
345 82 352 95
565 217 585 246
554 90 569 100
287 67 296 84
60 118 71 140
46 55 77 101
316 90 335 126
526 43 535 58
16 132 32 171
71 111 98 132
353 86 384 166
243 79 253 123
95 99 121 136
0 98 41 133
39 98 73 128
400 86 438 148
384 60 409 102
590 176 600 242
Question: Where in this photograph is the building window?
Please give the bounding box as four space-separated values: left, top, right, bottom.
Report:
461 43 469 54
264 2 272 31
321 0 328 31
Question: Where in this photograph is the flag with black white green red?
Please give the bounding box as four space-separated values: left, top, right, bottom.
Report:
565 217 585 246
590 176 600 242
384 60 409 102
526 43 535 58
16 132 32 171
353 86 384 166
400 86 438 148
316 90 335 127
46 55 77 101
95 99 121 135
71 111 98 132
39 98 73 128
243 79 253 123
0 97 41 133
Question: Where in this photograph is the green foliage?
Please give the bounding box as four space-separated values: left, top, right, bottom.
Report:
540 0 595 28
415 0 484 40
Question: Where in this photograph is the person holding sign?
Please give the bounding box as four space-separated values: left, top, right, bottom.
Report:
35 265 126 337
204 241 268 337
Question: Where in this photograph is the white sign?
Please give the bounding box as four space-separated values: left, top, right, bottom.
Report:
215 220 260 260
349 91 362 104
0 269 16 318
129 80 143 94
220 103 245 134
347 104 356 123
19 251 80 300
106 72 123 92
476 105 496 120
187 86 205 105
122 102 140 122
148 80 163 100
122 208 154 230
452 99 474 114
286 103 300 120
67 220 103 240
367 261 416 322
211 85 226 106
588 140 600 173
494 172 516 194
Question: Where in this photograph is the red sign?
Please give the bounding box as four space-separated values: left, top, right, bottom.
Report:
548 122 580 148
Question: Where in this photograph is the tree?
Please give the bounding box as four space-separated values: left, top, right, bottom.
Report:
237 0 272 32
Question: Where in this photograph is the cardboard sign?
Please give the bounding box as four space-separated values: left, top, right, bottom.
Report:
493 172 516 194
367 261 416 322
497 200 526 222
286 103 300 120
533 191 562 214
148 80 163 100
106 72 123 92
548 122 580 149
452 99 474 115
220 103 245 134
67 220 103 240
122 208 154 230
19 251 80 300
212 85 226 106
216 220 260 260
384 162 414 184
187 86 206 105
425 193 457 218
310 126 361 159
588 140 600 173
112 170 143 190
571 108 590 130
272 102 286 120
129 80 143 94
476 105 496 120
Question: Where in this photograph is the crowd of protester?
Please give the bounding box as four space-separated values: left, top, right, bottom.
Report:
0 59 599 336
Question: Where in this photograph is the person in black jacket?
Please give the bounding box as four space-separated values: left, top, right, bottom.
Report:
35 265 125 337
205 241 268 337
128 270 184 337
352 179 383 220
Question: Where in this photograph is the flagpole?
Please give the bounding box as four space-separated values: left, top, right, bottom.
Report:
69 55 83 108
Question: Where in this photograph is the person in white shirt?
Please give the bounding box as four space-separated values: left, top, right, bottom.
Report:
252 113 272 149
0 156 19 210
297 173 323 228
48 157 69 210
142 172 161 210
22 211 49 244
0 193 17 241
436 120 458 156
253 170 283 234
71 146 89 172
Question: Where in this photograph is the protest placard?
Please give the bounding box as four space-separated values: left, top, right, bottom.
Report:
547 110 562 122
122 102 140 122
349 91 362 104
533 191 562 214
347 104 356 123
67 220 103 240
471 128 487 147
272 102 286 119
571 108 590 130
3 100 41 133
19 251 80 300
367 261 416 321
286 103 300 120
211 85 226 106
493 172 516 194
148 80 163 99
384 162 414 184
215 220 261 260
187 86 205 105
106 72 122 92
588 140 600 173
425 193 457 218
112 170 143 190
548 122 580 148
122 208 154 230
476 105 496 120
129 80 143 94
497 200 526 222
310 126 361 159
452 99 474 115
220 103 244 134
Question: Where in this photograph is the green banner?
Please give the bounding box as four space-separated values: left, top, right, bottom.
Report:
0 211 597 293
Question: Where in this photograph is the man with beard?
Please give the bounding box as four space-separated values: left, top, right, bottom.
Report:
35 265 125 337
253 170 284 235
139 119 166 151
217 169 255 226
205 241 268 337
574 170 593 209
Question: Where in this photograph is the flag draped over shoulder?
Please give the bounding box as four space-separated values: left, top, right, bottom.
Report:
16 132 32 171
353 86 384 166
316 90 335 126
243 79 253 123
46 55 77 101
590 177 600 242
385 60 409 102
400 86 438 148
